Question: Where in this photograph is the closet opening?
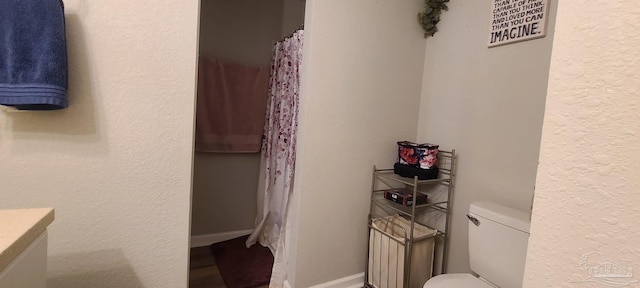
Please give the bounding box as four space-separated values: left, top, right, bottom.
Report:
189 1 306 287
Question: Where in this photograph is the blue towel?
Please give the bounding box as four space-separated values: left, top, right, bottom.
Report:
0 0 68 110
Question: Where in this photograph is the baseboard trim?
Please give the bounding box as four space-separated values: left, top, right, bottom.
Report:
309 272 365 288
190 229 253 248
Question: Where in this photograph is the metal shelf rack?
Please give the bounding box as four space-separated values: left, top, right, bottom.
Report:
365 150 455 288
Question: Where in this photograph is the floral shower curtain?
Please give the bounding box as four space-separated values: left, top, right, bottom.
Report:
246 29 303 287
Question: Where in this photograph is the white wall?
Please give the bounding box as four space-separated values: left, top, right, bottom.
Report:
524 1 640 286
289 0 427 286
0 1 199 287
192 0 285 236
416 0 557 273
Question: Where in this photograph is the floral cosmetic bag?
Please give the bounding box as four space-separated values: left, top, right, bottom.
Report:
397 141 439 169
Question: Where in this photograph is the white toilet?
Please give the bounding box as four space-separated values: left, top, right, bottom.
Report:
424 201 531 288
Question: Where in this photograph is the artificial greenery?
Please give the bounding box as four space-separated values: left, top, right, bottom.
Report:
418 0 450 37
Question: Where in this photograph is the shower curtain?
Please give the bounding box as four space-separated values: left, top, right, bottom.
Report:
246 29 304 288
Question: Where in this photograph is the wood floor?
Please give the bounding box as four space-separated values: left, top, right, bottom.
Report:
189 246 269 288
189 246 226 288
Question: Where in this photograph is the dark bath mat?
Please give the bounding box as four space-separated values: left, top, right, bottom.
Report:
210 235 273 288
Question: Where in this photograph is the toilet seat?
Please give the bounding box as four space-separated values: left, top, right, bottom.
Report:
423 273 496 288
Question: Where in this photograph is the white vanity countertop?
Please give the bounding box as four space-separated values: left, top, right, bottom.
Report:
0 208 54 272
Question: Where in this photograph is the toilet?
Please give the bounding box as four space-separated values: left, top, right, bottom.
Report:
424 201 531 288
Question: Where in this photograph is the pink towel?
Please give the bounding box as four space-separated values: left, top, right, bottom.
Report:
195 57 269 153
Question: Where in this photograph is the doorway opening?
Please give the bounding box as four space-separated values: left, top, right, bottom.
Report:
189 1 305 287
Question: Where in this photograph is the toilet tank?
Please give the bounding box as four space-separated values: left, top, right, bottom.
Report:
467 201 531 288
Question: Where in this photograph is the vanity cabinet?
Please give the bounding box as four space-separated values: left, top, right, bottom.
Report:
0 209 54 288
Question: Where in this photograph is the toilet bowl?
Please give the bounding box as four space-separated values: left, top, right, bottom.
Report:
423 201 530 288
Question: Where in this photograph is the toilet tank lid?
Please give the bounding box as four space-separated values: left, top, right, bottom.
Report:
469 201 531 233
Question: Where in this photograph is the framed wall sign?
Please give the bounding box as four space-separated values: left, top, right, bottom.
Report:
487 0 550 47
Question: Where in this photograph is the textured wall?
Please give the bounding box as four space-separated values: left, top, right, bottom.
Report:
416 0 557 273
524 1 640 286
0 1 199 287
289 0 427 286
192 0 285 236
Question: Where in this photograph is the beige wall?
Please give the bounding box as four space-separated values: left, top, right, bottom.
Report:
416 0 557 273
192 0 285 236
198 0 284 67
289 0 427 286
281 0 306 38
524 1 640 286
192 153 262 235
0 1 199 287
